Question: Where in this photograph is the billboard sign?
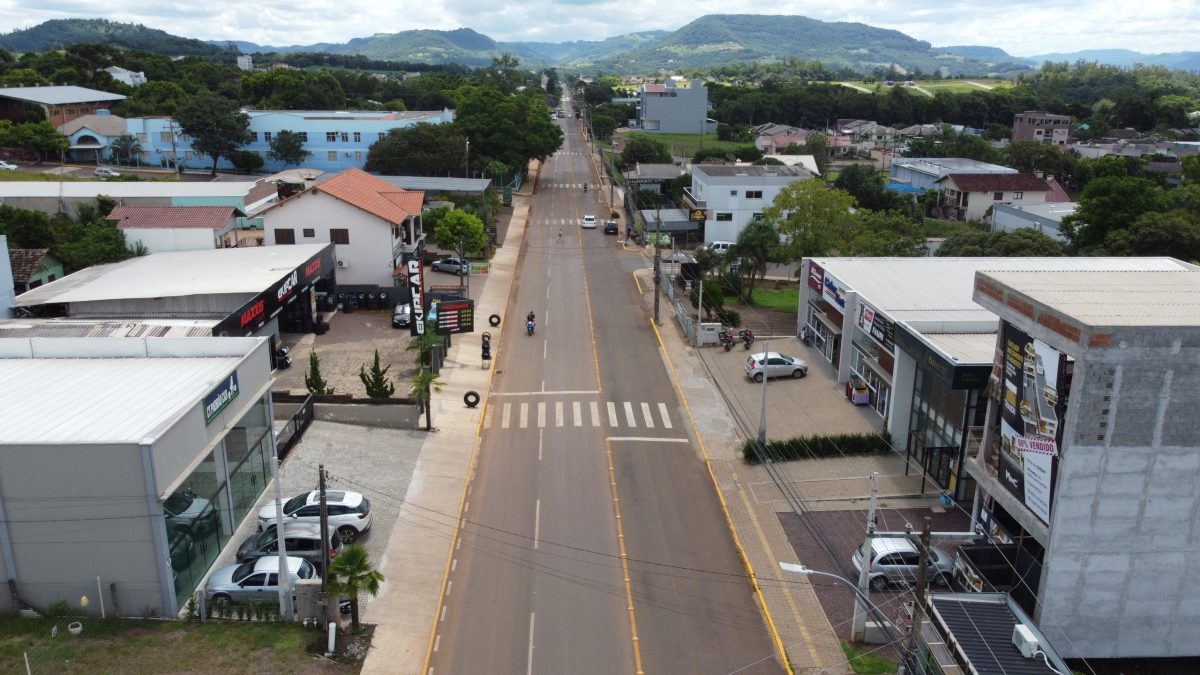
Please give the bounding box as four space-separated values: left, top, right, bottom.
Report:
857 301 895 353
807 262 825 294
822 272 848 310
213 245 335 337
203 372 239 426
407 259 426 336
434 299 475 335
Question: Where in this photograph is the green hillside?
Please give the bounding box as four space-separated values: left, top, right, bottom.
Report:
0 18 226 57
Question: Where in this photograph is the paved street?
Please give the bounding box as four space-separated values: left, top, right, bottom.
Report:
427 101 782 674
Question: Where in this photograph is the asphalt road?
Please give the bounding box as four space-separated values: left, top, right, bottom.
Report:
428 98 781 675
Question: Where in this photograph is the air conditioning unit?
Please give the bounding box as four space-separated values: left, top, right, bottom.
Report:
336 259 349 269
1012 623 1040 658
344 152 353 157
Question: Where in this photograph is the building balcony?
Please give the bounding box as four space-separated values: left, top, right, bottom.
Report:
682 187 705 209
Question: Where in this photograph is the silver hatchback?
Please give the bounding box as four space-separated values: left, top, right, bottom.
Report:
745 352 807 382
851 537 953 591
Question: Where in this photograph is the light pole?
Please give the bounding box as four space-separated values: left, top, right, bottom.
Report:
757 338 768 446
778 562 884 621
464 138 469 179
653 208 662 325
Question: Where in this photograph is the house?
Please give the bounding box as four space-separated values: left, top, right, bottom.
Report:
831 120 897 157
0 179 275 219
682 165 813 244
7 248 64 293
888 157 1017 194
260 168 424 291
622 163 688 196
102 66 147 87
991 202 1078 241
0 85 125 126
1012 111 1070 146
752 124 808 154
935 173 1051 222
107 205 247 253
59 111 130 164
635 79 716 135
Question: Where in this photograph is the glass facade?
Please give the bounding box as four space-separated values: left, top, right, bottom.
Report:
849 340 892 417
166 395 275 610
907 364 984 501
804 304 841 366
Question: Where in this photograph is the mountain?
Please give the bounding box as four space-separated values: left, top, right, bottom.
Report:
1026 48 1200 70
513 31 671 66
937 46 1021 63
0 18 226 57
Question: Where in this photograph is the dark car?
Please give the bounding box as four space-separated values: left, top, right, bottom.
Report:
604 220 619 234
392 303 412 328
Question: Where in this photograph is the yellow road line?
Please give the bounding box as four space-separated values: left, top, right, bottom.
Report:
604 438 646 675
632 272 642 295
647 317 796 675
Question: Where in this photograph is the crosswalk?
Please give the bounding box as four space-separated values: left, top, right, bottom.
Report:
537 217 592 226
543 182 589 189
484 400 676 431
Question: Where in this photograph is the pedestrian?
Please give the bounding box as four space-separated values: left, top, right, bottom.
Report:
557 226 563 243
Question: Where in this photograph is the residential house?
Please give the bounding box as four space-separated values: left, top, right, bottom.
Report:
107 205 246 253
752 124 808 154
635 79 716 135
7 248 64 293
831 120 897 157
102 66 146 86
0 85 125 126
260 168 424 291
935 173 1051 222
888 158 1017 194
682 165 813 243
1012 111 1070 146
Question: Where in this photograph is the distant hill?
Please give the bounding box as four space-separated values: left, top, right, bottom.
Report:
1026 48 1200 70
937 46 1020 63
0 18 227 57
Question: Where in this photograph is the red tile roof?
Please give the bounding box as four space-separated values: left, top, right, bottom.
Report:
1044 176 1071 203
107 205 240 230
938 173 1051 193
7 248 49 284
643 84 667 93
315 168 424 224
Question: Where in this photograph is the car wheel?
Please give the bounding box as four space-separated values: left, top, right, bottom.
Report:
337 526 359 544
211 593 232 604
869 576 890 592
933 573 950 587
753 373 764 383
792 369 805 378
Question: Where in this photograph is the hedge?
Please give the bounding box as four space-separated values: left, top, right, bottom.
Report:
742 432 891 464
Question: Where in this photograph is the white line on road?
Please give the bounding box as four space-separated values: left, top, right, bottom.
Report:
440 605 447 622
538 428 544 460
606 436 691 443
451 558 457 572
526 612 536 675
501 403 512 429
640 402 654 428
658 402 673 429
543 341 547 360
483 405 493 429
520 402 529 429
434 634 441 652
590 401 600 427
555 401 564 427
573 401 582 427
623 401 636 427
607 402 618 426
545 285 550 299
538 402 546 428
446 580 452 596
534 499 541 549
492 390 602 397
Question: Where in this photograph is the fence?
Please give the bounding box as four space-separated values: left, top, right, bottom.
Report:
274 393 314 461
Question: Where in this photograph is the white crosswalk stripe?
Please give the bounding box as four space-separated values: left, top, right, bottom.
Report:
658 403 673 429
538 402 546 428
607 402 618 427
502 403 512 429
555 401 564 427
519 402 529 429
590 402 601 427
641 402 654 429
573 401 582 427
483 398 677 432
623 402 636 427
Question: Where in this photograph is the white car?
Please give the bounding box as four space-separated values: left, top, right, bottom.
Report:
258 489 372 543
94 167 121 178
745 352 808 382
205 555 317 603
581 214 597 229
0 160 17 171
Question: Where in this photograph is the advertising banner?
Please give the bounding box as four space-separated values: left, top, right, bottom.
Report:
822 271 848 310
857 301 895 353
434 299 475 335
407 259 427 337
203 372 239 426
998 321 1065 525
807 261 824 294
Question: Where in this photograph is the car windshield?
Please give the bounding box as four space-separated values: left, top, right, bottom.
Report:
254 529 278 547
231 561 257 583
163 492 193 515
282 494 309 514
297 561 316 579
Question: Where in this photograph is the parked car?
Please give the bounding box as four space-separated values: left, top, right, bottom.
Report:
205 555 317 604
258 489 372 543
0 160 17 171
163 489 219 536
745 352 807 382
581 214 597 229
94 167 121 178
392 303 412 328
431 257 469 275
851 537 953 591
237 522 341 568
603 220 619 235
704 240 735 255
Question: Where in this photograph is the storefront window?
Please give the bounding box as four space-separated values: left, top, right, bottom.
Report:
908 362 975 498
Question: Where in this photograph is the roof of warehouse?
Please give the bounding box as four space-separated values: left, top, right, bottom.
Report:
978 269 1200 327
0 337 258 444
920 333 997 366
0 85 125 105
0 181 260 199
12 243 331 307
108 205 242 230
812 257 1196 326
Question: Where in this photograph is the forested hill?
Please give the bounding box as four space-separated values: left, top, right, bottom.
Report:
0 19 226 58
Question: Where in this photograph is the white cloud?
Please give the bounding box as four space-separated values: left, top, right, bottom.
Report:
1 2 1197 56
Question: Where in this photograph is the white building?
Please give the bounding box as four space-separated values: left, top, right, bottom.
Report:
236 55 253 71
102 66 147 86
108 205 243 253
935 173 1051 222
991 202 1079 242
683 165 813 244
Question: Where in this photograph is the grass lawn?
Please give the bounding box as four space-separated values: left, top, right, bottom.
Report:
832 79 1012 96
841 642 898 675
746 287 799 313
625 131 744 159
0 617 362 674
0 171 88 182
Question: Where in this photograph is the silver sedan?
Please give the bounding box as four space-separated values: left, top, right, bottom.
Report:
744 352 807 382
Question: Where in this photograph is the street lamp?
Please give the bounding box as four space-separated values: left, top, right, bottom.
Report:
778 562 882 620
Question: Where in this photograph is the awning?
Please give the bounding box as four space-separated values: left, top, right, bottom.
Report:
69 143 103 150
812 310 843 335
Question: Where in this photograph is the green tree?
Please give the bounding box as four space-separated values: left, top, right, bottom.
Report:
431 209 487 256
241 68 347 110
689 278 724 320
763 180 858 260
268 130 311 170
229 150 264 174
109 135 144 166
732 217 778 299
325 543 384 632
1182 155 1200 185
365 122 467 177
850 210 927 256
620 136 672 166
410 369 445 430
14 121 69 159
0 68 48 87
175 93 251 176
832 165 908 212
359 349 396 399
453 84 562 173
483 160 510 186
1061 176 1168 252
1004 141 1070 178
1103 210 1200 260
305 351 334 395
121 81 189 116
936 228 1066 257
0 204 55 250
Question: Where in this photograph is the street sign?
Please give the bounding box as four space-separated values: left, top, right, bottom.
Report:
434 299 475 335
689 209 708 221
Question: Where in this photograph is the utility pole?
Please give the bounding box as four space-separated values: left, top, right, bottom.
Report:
851 472 879 641
464 139 470 179
907 517 933 662
653 208 662 324
695 263 704 347
757 338 768 446
272 439 293 621
318 465 337 625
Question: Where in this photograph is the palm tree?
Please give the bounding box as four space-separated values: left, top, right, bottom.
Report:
410 369 445 431
326 543 384 631
109 135 144 167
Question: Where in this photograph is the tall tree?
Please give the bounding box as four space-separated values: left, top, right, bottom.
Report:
109 135 143 166
936 228 1066 257
732 217 778 299
268 130 311 170
762 179 858 260
325 544 383 632
620 136 672 166
430 209 487 256
365 123 467 177
175 93 251 176
453 84 562 173
121 81 189 116
1061 176 1168 252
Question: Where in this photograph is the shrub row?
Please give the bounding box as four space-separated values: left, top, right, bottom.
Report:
741 432 891 464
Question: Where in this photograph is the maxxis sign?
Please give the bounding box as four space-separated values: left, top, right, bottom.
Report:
998 321 1065 525
213 245 335 337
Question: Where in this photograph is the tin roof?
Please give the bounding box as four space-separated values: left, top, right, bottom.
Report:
0 85 125 106
977 269 1200 327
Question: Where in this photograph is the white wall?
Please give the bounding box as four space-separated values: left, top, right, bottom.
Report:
693 173 813 244
123 227 219 254
963 190 1047 223
261 191 395 287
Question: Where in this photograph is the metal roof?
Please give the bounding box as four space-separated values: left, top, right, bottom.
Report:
13 244 331 307
0 319 217 339
921 333 997 366
993 202 1079 222
978 269 1200 327
0 181 260 199
0 337 260 444
813 257 1196 328
693 165 809 178
929 594 1070 675
0 85 125 105
368 175 492 193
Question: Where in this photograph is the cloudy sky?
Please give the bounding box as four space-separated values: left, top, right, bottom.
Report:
4 1 1199 56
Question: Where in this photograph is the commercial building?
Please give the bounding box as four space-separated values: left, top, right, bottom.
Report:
683 165 813 244
1012 111 1071 146
888 158 1017 194
0 179 274 220
0 85 125 126
797 257 1196 502
991 202 1079 242
11 243 337 343
635 79 716 134
0 336 276 617
966 267 1200 659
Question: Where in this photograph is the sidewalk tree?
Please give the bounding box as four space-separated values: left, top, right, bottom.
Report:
175 92 251 176
410 368 445 431
430 210 487 257
621 136 671 166
269 130 311 170
305 351 335 395
359 349 396 399
764 179 857 260
325 543 383 632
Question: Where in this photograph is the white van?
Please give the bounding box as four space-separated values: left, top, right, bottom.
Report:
705 240 735 255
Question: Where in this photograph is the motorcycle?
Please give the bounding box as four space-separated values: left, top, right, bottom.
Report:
274 345 292 370
527 320 536 336
739 329 755 350
717 330 735 352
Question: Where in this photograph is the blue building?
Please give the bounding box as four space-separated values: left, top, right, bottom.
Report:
61 108 455 174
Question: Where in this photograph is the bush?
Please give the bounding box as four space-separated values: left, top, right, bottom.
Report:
45 600 83 618
719 270 743 298
742 432 891 464
715 307 741 328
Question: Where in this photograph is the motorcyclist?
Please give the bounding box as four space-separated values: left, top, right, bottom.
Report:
583 183 588 193
527 310 536 324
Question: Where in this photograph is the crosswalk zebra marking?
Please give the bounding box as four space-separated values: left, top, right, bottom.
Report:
519 403 529 429
572 401 582 427
607 402 618 427
484 397 678 433
623 402 636 427
658 403 673 429
502 403 512 429
590 402 601 427
641 402 654 429
555 401 564 427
